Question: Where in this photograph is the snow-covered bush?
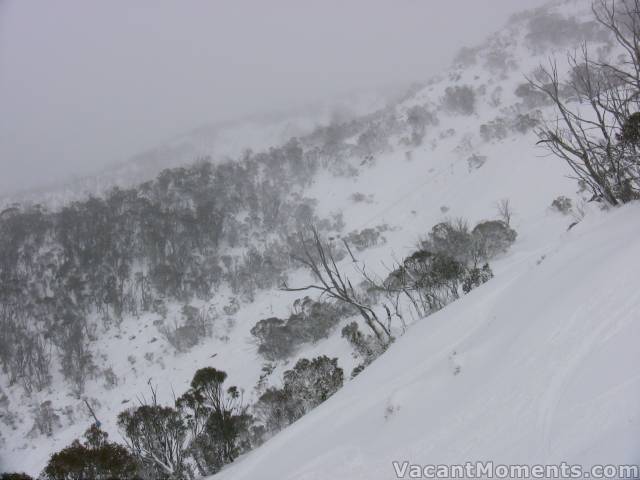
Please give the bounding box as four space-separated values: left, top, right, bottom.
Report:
471 220 517 259
421 219 474 264
477 112 539 140
341 322 386 377
467 153 487 171
483 38 517 75
480 118 509 142
421 218 516 265
251 298 352 361
250 317 291 360
357 123 390 158
160 305 213 353
405 105 438 146
254 356 343 436
462 264 494 294
344 227 385 251
253 387 296 434
525 11 608 51
283 356 343 408
514 82 552 109
511 112 540 134
443 85 476 115
551 196 573 214
350 192 374 204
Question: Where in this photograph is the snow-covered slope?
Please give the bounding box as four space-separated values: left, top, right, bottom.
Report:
3 0 639 476
214 202 640 479
0 89 389 210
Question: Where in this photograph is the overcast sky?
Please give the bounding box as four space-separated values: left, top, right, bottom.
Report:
0 0 549 196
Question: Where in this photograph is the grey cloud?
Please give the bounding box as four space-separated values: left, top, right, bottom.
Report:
0 0 549 195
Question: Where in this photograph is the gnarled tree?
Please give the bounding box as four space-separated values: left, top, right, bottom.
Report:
282 226 392 345
531 0 640 205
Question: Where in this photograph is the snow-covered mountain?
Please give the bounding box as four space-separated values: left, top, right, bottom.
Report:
2 0 638 477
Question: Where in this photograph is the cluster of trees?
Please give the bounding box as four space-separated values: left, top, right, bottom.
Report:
0 139 330 395
515 82 553 110
1 83 433 398
523 9 610 52
42 424 139 480
483 35 519 75
342 226 387 252
21 358 343 480
254 356 343 435
3 425 139 480
378 217 515 324
280 217 515 376
479 112 540 142
117 368 256 478
283 227 394 347
159 304 215 353
29 367 252 479
303 106 404 169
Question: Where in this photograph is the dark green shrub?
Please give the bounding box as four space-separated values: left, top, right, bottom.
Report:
41 424 138 480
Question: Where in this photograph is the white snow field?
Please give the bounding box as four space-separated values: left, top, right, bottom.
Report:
2 0 639 476
213 203 640 479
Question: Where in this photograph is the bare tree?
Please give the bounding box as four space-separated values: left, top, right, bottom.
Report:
592 0 640 94
530 0 640 205
495 198 513 226
282 226 392 345
352 258 409 332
